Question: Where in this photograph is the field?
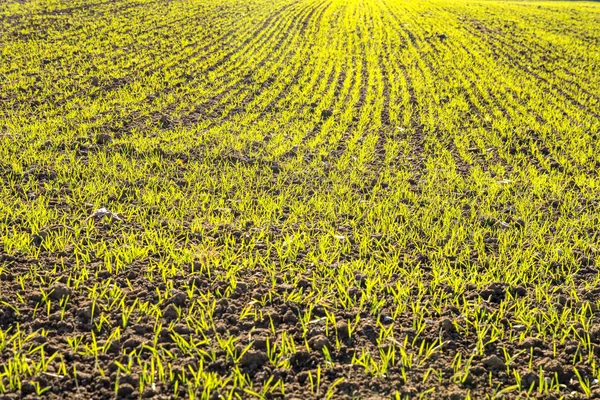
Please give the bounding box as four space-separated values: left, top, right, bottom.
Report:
1 0 600 398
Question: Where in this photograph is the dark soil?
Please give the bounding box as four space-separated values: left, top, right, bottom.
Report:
2 250 600 399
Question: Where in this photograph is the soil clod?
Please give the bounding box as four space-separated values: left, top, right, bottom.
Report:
483 355 505 370
308 335 330 351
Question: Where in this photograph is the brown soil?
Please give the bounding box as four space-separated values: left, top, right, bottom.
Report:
1 250 600 399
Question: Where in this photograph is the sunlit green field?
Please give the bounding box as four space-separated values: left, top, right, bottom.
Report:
1 0 600 398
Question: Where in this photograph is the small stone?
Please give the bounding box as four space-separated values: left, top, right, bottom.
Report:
121 373 140 388
88 207 122 222
564 341 578 356
32 335 47 344
253 336 268 350
579 256 594 266
266 311 281 324
77 303 93 320
545 359 568 382
482 355 505 370
75 370 92 383
312 305 326 317
308 335 330 351
278 284 294 293
215 322 226 334
481 282 506 302
189 276 205 290
298 279 310 289
511 285 527 297
96 376 110 389
470 365 486 376
105 340 120 354
31 231 48 247
556 295 569 305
